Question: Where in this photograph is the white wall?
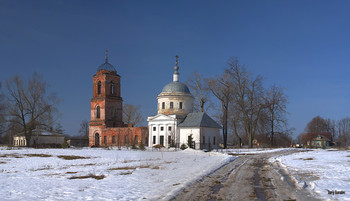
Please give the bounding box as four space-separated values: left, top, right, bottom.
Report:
179 127 220 150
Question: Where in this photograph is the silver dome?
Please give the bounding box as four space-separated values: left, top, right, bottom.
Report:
161 81 190 93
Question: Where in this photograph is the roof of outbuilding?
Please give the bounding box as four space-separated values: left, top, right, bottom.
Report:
178 112 221 128
14 128 64 137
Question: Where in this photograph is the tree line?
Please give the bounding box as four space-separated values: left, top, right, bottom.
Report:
186 57 290 148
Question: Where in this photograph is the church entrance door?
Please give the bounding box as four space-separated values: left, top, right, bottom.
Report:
95 133 100 146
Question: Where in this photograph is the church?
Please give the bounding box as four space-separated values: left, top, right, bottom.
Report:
147 56 221 150
89 51 148 147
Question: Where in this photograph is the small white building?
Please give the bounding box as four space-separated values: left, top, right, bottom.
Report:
147 56 221 150
13 128 65 147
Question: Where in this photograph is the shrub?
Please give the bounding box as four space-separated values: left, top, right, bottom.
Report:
180 143 187 150
139 140 145 151
208 142 212 152
62 140 69 149
131 143 138 150
187 134 194 149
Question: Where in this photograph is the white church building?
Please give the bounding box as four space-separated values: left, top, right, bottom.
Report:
147 56 221 150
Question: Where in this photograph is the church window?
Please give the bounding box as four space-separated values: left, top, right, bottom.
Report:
96 106 100 119
134 135 138 144
213 137 216 145
97 81 101 95
160 136 164 145
179 102 183 109
161 126 164 131
202 136 205 144
110 82 114 95
104 136 107 145
168 126 172 131
112 136 116 144
153 136 156 144
170 102 174 109
162 102 165 109
153 127 156 131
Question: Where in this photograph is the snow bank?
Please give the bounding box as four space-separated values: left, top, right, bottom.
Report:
273 149 350 201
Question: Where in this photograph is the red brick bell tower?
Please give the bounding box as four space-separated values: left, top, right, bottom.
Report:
89 50 148 147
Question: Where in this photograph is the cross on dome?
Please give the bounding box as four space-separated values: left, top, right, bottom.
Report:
173 55 179 82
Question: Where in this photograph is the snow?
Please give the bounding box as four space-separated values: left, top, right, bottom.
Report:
0 147 233 201
272 149 350 201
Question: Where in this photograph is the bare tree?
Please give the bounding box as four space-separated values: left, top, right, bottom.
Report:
305 116 330 133
6 73 60 147
186 71 211 112
78 120 89 137
264 85 288 146
123 103 143 127
0 82 7 136
226 58 266 148
336 117 350 146
207 72 232 149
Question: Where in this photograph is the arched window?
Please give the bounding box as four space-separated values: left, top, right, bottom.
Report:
96 106 100 119
110 82 114 95
97 81 101 95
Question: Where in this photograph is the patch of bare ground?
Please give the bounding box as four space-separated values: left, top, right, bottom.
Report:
119 171 133 175
0 161 6 164
109 165 159 171
57 155 91 160
71 163 97 167
122 159 141 163
31 165 53 171
109 166 137 171
69 173 105 180
66 171 78 174
24 154 52 157
227 153 256 156
0 154 23 158
299 157 313 160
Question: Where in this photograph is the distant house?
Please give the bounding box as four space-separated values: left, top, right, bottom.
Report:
304 132 333 148
310 135 331 148
13 128 65 147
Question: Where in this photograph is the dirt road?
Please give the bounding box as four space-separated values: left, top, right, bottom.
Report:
171 150 322 201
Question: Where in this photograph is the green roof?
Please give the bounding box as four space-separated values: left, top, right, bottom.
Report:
178 112 221 128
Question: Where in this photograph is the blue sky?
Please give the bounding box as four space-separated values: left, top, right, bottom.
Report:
1 0 350 138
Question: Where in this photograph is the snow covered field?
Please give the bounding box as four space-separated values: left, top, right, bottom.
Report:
0 147 233 201
274 149 350 201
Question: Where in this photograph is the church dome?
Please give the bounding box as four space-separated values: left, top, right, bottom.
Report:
97 49 116 72
97 61 116 72
162 81 190 94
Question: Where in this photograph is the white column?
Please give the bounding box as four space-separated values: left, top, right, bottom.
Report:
148 124 153 147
